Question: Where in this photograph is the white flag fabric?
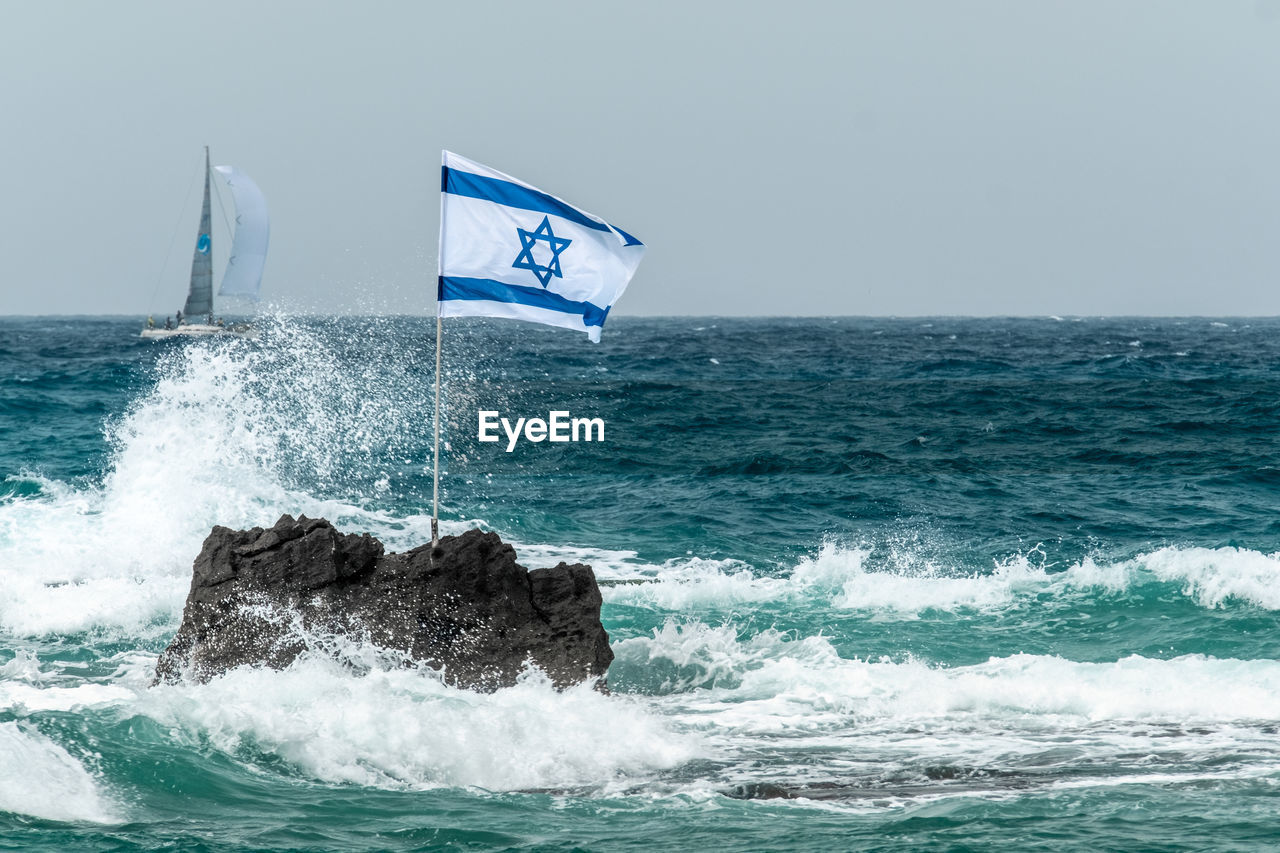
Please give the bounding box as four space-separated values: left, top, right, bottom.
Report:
437 151 645 342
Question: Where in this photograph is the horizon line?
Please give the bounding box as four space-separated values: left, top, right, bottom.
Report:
6 312 1280 321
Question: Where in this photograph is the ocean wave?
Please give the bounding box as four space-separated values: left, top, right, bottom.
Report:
599 541 1046 614
601 541 1280 615
604 621 1280 797
0 679 135 714
136 650 694 792
617 620 1280 726
5 620 1278 803
0 722 119 823
1 637 696 794
1136 546 1280 609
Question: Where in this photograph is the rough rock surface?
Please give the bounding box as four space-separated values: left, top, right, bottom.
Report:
155 515 613 690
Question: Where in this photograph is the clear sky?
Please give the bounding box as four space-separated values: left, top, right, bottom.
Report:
2 1 1278 317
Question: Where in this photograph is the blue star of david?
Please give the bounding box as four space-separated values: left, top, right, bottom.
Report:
512 216 572 287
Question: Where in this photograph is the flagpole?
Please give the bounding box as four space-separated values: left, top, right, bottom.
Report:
432 151 447 549
431 311 442 547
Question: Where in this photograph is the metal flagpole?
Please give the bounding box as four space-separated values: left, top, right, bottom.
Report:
431 312 442 547
432 151 447 549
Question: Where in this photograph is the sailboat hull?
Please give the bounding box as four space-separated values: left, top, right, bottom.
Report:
140 324 256 340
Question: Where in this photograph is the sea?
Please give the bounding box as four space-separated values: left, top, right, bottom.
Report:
2 315 1280 851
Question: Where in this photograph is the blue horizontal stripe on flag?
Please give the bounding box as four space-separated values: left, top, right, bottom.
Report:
612 225 643 247
438 276 610 327
442 166 643 246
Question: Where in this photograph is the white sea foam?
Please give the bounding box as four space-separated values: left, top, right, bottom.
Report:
138 652 695 792
1046 547 1280 611
601 540 1280 615
603 619 1280 797
623 621 1280 727
1137 546 1280 609
0 650 137 712
0 680 134 714
614 619 1280 792
511 541 652 576
1 639 694 795
602 542 1044 614
0 722 119 823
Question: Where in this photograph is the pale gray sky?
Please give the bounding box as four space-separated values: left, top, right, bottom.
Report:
2 0 1278 316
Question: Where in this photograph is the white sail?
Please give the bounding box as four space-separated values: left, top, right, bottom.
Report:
213 165 269 300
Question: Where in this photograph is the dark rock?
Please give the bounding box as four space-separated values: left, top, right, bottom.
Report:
723 782 796 800
155 515 614 691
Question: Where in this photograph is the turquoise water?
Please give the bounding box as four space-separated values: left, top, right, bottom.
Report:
2 315 1279 851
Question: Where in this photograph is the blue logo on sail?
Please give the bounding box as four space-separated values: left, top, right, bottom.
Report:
196 234 210 254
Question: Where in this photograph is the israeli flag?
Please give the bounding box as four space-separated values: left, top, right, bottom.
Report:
437 151 645 342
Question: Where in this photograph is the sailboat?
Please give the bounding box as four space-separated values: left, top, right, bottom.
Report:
141 148 268 339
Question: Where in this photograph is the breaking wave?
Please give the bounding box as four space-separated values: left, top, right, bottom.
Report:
0 722 119 823
600 540 1280 615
